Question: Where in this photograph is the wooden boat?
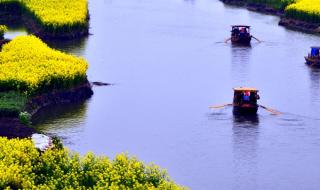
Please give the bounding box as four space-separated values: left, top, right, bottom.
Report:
233 87 259 115
305 47 320 67
231 25 252 45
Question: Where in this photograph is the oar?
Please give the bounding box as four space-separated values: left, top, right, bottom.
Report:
252 36 262 43
224 37 231 43
209 103 233 109
258 104 281 115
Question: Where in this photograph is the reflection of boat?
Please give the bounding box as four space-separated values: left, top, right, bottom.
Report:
233 114 259 126
305 47 320 67
231 25 252 45
233 87 259 115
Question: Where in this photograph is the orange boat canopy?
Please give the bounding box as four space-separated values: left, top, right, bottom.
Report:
233 87 258 92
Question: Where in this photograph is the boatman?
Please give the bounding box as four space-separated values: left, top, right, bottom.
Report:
242 91 250 102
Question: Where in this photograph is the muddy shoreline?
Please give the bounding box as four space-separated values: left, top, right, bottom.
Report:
221 0 320 34
0 3 89 40
0 81 93 138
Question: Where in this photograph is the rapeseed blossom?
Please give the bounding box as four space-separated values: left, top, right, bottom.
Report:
0 137 186 189
286 0 320 23
0 35 88 94
0 0 88 32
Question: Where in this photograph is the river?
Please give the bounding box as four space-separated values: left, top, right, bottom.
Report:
7 0 320 189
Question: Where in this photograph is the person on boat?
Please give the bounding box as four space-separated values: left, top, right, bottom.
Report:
232 27 240 36
249 91 259 104
240 27 247 33
239 27 247 38
311 48 320 58
235 92 242 104
242 91 250 102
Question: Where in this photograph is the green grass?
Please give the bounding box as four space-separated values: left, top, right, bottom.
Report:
0 91 27 117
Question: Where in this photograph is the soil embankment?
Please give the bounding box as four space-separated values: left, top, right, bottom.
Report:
279 18 320 34
26 81 93 116
0 118 35 138
0 81 93 138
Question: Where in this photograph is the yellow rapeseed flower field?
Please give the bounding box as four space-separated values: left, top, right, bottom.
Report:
249 0 320 23
0 0 88 32
0 137 186 189
0 35 88 94
285 0 320 23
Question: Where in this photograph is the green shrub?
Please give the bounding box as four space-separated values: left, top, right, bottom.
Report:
52 136 63 150
0 25 7 39
19 111 31 126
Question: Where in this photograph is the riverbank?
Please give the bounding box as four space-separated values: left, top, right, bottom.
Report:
0 118 35 138
26 81 93 116
221 0 320 34
20 13 89 40
0 81 93 138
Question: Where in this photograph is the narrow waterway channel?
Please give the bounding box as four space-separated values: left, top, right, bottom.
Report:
7 0 320 189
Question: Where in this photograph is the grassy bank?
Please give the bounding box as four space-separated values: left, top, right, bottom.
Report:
0 91 26 117
0 137 186 189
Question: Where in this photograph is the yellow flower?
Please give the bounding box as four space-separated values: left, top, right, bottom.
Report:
0 35 88 94
286 0 320 23
0 0 88 31
0 137 186 189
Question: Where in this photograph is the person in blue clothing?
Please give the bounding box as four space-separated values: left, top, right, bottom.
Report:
242 91 250 102
311 48 320 57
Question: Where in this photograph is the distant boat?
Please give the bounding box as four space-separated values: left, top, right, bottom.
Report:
233 87 259 115
210 87 280 115
231 25 252 45
305 47 320 67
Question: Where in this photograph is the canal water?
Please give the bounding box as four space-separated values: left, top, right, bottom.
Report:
8 0 320 189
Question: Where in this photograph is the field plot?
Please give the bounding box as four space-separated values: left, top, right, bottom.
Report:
0 137 185 189
286 0 320 23
0 0 89 38
0 35 88 95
